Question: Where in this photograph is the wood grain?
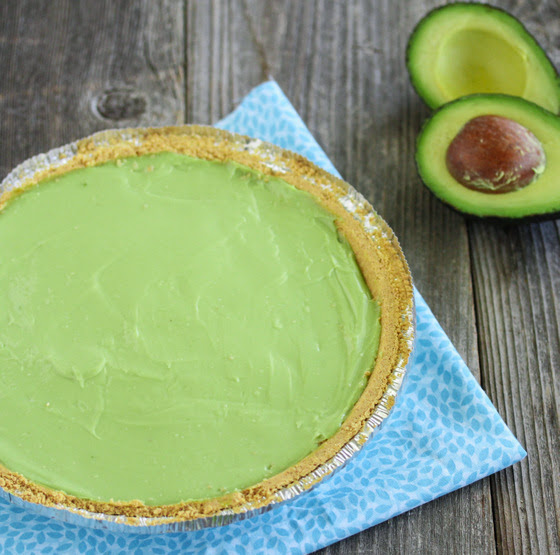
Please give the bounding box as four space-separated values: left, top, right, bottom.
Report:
0 0 184 182
470 220 560 554
186 0 265 124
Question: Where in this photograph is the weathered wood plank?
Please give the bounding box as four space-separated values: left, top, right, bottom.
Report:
467 0 560 552
470 220 560 554
186 1 495 553
186 0 265 124
0 0 184 182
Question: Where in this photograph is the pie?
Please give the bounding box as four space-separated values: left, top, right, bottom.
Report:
0 127 413 525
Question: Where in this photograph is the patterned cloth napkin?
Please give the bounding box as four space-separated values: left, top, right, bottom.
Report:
0 81 525 554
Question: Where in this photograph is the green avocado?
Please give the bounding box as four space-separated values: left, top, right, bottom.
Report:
406 3 560 113
416 94 560 220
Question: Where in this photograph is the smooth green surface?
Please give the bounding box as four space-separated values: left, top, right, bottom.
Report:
416 94 560 218
407 3 560 113
0 152 380 505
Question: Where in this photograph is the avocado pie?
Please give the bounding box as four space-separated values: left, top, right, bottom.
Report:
0 127 413 528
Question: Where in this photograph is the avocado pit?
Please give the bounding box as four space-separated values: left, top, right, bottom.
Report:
445 115 546 194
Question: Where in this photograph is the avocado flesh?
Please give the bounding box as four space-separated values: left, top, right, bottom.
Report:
416 94 560 219
407 3 560 113
436 29 527 99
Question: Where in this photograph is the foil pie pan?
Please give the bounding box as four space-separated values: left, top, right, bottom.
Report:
0 126 415 533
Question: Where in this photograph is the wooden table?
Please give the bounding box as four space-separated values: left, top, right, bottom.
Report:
1 1 558 552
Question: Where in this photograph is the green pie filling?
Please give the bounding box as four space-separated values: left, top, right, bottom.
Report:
0 152 380 505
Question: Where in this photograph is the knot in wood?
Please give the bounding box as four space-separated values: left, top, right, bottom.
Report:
94 88 147 121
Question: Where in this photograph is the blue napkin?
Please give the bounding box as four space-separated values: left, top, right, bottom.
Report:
0 81 525 554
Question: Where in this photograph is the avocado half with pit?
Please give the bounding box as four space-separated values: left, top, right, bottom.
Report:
407 3 560 113
416 94 560 220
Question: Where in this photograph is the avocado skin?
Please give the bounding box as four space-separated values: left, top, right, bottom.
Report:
415 94 560 222
422 190 560 225
406 3 560 113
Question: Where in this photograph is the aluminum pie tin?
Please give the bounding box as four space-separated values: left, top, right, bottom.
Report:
0 126 415 533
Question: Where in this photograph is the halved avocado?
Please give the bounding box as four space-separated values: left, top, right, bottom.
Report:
407 3 560 113
416 94 560 219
